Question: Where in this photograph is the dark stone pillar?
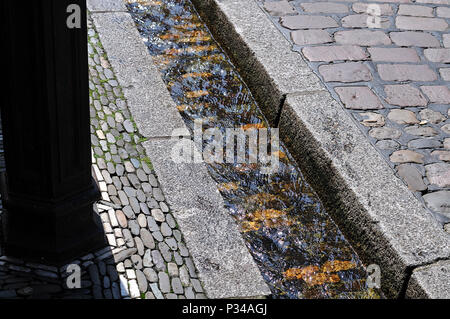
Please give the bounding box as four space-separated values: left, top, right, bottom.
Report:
0 0 106 265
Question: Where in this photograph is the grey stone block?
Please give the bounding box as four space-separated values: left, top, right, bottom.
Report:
406 260 450 298
87 0 127 12
142 139 270 299
190 0 324 124
91 12 187 138
279 91 450 297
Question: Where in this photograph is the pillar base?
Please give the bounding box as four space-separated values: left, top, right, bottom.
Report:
1 180 106 266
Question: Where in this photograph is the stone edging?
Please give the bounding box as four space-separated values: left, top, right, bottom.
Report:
190 0 450 298
87 0 271 299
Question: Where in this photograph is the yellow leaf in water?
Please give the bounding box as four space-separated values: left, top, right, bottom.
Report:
218 182 239 192
241 221 260 233
182 72 213 79
321 260 356 273
283 265 320 280
178 36 212 43
174 23 202 30
305 272 340 286
241 123 266 131
272 150 287 160
186 90 209 98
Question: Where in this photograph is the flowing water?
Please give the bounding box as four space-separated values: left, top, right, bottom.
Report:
127 0 380 299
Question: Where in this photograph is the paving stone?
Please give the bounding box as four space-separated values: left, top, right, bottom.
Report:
168 262 179 277
191 279 203 293
290 30 332 45
388 109 419 125
408 138 442 149
151 209 165 222
185 286 195 299
437 6 450 18
143 268 158 283
165 237 178 251
397 164 427 191
378 64 437 82
135 269 148 294
419 109 445 124
404 126 438 137
122 206 134 219
335 86 383 110
300 3 348 14
368 47 419 63
319 62 372 82
396 16 448 31
421 86 450 104
442 124 450 134
171 277 184 294
152 250 166 272
88 264 101 286
263 0 297 16
431 151 450 161
137 214 147 228
425 163 450 187
390 31 440 47
390 150 425 164
116 210 128 228
280 15 338 29
114 248 138 264
150 283 164 299
424 49 450 63
140 229 156 249
376 139 400 150
398 4 434 17
185 258 197 278
444 138 450 150
158 272 171 293
161 222 173 237
129 220 140 236
341 14 391 29
128 280 140 298
423 191 450 216
352 3 393 15
335 30 391 46
384 85 427 107
147 216 160 232
143 250 153 268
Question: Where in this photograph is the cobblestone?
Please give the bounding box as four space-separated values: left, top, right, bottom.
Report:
0 12 203 300
261 0 449 224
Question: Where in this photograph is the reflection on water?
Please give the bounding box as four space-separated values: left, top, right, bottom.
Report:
127 0 380 299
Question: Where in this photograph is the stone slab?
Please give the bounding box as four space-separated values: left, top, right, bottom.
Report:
91 11 186 138
190 0 324 125
142 139 270 299
87 0 127 12
406 260 450 299
279 91 450 297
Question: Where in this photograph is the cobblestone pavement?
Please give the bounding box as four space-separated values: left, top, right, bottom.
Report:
0 15 205 300
259 0 450 228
